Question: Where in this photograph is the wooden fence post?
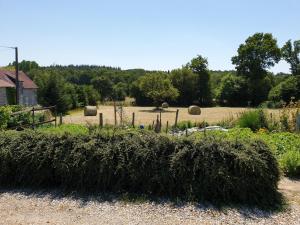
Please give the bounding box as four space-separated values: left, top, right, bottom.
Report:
32 107 35 129
59 113 63 125
174 109 179 128
114 101 117 126
159 109 162 131
99 113 103 128
155 115 160 133
132 112 135 128
120 106 123 126
166 121 169 134
54 106 57 127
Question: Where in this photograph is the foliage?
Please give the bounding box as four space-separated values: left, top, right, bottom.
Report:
92 76 113 101
170 68 198 106
187 55 212 106
259 100 285 109
217 74 248 106
232 33 281 106
0 105 28 129
138 72 179 107
36 124 89 135
176 120 209 130
269 76 300 103
0 130 280 207
10 60 39 73
5 35 298 109
33 72 72 113
278 100 300 132
6 87 16 105
237 109 269 131
0 107 11 129
112 82 127 101
190 128 300 177
281 40 300 75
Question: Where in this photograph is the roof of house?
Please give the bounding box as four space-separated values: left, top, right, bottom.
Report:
0 70 38 89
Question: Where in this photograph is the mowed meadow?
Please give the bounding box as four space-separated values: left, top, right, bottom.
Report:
65 106 279 126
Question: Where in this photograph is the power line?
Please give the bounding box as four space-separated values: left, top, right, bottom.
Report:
0 45 15 49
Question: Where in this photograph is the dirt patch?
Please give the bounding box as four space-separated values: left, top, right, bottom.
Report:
279 178 300 205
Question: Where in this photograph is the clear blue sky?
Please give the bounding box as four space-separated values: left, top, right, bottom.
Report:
0 0 299 73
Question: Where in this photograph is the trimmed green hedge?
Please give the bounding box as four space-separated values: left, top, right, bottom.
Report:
0 130 280 207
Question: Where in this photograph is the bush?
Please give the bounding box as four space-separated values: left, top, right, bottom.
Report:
0 105 29 129
237 109 269 131
259 100 284 109
190 128 300 177
269 76 300 103
280 151 300 177
176 120 209 130
0 130 280 207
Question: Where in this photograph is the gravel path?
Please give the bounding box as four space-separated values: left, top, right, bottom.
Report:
0 179 299 225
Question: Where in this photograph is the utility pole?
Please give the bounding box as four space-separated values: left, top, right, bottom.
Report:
15 47 19 104
0 45 19 104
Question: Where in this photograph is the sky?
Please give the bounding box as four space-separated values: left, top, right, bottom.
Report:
0 0 299 73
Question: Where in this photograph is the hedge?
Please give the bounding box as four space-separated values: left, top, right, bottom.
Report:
0 130 280 207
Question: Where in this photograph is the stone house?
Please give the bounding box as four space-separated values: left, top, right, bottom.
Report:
0 70 38 106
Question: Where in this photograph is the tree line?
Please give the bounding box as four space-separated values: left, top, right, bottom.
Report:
8 32 299 113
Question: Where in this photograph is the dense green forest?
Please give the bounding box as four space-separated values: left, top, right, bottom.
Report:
6 33 300 113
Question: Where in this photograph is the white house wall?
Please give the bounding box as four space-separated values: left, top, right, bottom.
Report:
21 89 37 106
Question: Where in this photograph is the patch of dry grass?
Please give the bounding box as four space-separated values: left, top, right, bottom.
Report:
64 106 250 126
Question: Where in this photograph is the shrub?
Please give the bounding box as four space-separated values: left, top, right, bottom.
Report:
0 105 29 129
0 130 280 207
280 151 300 177
268 76 300 103
190 128 300 177
176 120 209 130
237 109 269 131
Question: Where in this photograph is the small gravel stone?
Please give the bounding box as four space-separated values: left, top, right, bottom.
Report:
0 178 299 225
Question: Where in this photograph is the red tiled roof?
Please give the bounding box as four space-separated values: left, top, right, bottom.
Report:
0 70 38 89
0 73 15 88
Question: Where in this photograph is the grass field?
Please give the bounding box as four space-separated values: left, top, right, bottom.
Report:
65 106 278 126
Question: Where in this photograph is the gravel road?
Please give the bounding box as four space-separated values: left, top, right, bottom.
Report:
0 178 299 225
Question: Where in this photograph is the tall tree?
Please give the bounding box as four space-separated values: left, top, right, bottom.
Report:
281 40 300 75
10 60 39 73
91 76 113 101
187 55 212 106
232 33 281 105
138 72 179 107
36 73 72 113
217 74 248 106
170 67 198 106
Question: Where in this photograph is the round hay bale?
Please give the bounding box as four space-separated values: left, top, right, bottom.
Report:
188 105 201 115
84 106 97 116
161 102 169 108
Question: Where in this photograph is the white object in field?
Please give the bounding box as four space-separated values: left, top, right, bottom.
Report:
84 106 97 116
162 102 169 108
198 126 228 132
188 105 201 115
171 126 228 136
